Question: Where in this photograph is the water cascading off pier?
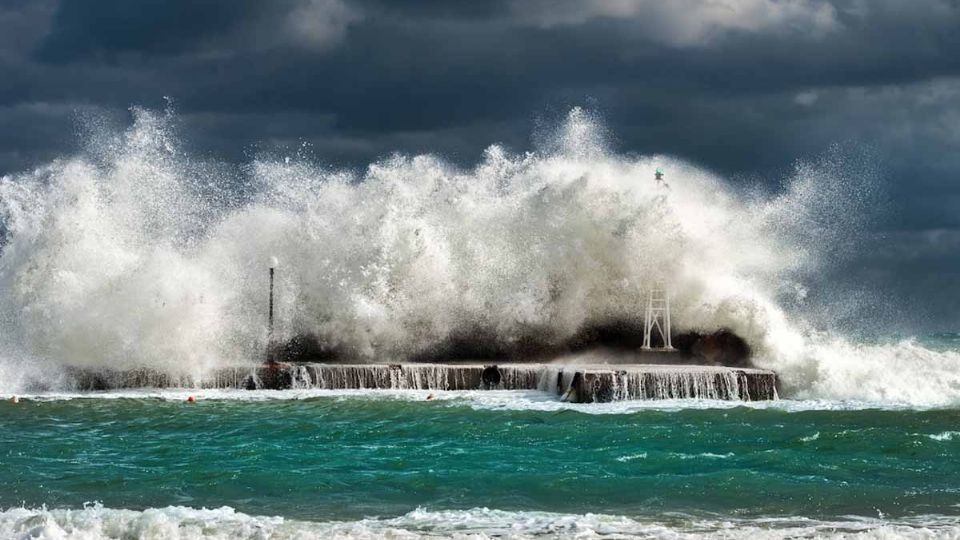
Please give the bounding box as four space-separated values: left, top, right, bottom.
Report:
60 363 778 402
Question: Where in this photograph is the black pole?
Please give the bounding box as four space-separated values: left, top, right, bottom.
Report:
268 267 275 337
265 265 276 366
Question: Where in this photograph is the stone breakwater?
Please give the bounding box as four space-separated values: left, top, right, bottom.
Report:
58 363 778 403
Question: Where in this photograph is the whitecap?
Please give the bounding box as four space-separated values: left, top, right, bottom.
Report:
2 504 959 540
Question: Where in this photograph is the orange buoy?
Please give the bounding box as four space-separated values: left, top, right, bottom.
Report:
186 395 196 403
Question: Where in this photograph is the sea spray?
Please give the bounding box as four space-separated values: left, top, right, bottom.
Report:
0 106 957 404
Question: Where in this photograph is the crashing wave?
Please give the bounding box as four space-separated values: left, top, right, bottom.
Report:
1 504 957 540
0 107 957 404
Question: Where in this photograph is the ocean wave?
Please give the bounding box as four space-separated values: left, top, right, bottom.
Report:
926 431 960 442
3 388 949 414
1 504 958 539
676 452 735 459
616 452 648 462
1 106 957 406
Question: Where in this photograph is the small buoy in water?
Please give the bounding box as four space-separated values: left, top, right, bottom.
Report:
10 395 18 404
426 394 434 401
186 395 196 403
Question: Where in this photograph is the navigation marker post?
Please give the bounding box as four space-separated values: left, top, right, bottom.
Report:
642 168 674 351
267 256 278 362
642 284 673 350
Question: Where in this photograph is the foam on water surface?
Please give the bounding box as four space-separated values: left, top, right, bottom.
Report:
2 505 958 540
6 388 938 414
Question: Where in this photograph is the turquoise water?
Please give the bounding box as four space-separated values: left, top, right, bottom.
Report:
919 333 960 352
2 392 959 537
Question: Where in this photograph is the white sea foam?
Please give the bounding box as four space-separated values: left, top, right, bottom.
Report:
0 107 958 406
1 504 958 540
4 388 938 414
927 431 960 442
677 452 735 459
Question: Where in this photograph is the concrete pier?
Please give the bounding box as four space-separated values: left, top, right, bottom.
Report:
62 363 778 402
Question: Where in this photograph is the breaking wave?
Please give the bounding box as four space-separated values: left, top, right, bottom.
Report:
0 106 957 404
2 504 957 539
7 388 931 414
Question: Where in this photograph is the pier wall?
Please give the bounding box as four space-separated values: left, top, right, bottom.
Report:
62 363 778 402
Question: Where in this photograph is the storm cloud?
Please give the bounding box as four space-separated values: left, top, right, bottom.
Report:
1 0 959 330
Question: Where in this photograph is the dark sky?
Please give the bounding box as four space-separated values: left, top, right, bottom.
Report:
1 0 958 331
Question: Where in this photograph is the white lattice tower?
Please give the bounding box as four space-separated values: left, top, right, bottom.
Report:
642 167 674 351
642 282 673 350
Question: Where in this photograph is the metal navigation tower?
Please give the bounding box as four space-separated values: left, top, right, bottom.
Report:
642 168 674 351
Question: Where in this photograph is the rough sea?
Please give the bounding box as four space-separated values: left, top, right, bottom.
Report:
2 109 959 538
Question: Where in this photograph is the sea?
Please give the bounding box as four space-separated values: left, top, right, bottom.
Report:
3 389 960 538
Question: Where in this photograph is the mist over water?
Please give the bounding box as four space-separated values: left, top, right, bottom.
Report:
0 106 957 404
